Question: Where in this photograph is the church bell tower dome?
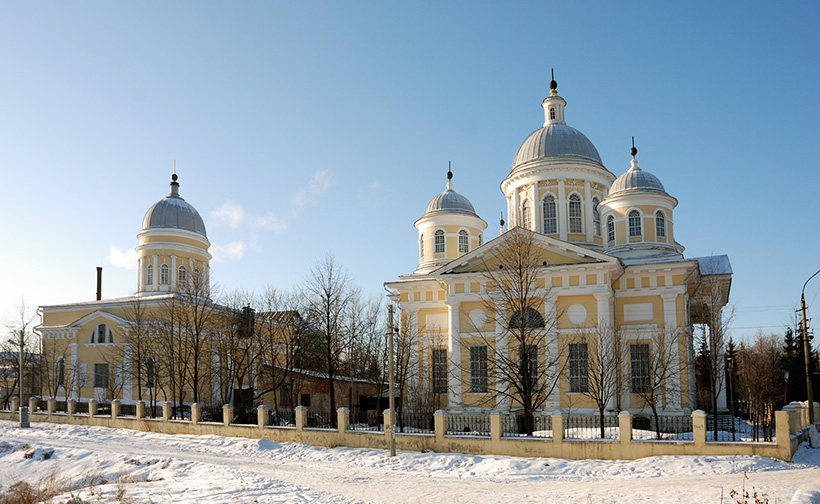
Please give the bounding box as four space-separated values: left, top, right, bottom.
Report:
135 174 212 296
414 167 487 274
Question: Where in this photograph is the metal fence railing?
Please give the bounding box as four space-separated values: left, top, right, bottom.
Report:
269 408 295 427
501 414 553 438
632 415 693 441
563 414 619 440
348 409 382 432
446 414 490 437
305 410 334 429
397 411 434 434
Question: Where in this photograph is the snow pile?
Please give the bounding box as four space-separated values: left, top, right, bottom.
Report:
1 420 818 503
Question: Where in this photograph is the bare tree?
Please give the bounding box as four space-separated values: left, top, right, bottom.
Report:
3 299 40 406
737 332 783 441
572 323 622 439
175 273 221 404
470 228 563 435
630 326 685 439
301 254 359 426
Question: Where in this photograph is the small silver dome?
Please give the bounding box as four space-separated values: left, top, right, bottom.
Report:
424 187 476 215
608 163 666 196
513 124 602 167
141 176 207 237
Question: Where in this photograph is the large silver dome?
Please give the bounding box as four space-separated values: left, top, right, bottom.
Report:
141 176 207 237
513 124 603 167
608 165 666 196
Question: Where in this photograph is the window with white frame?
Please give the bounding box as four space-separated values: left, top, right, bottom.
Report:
431 348 447 394
628 210 642 237
522 200 532 230
434 230 445 254
144 264 153 285
478 234 483 247
542 195 557 234
160 263 169 285
607 216 615 243
419 234 424 259
655 211 666 238
630 343 650 393
568 343 589 393
178 265 187 285
56 358 65 387
145 356 155 388
469 345 488 393
458 230 469 254
592 198 601 236
519 344 538 387
568 194 583 234
92 323 111 344
549 107 556 120
93 363 109 388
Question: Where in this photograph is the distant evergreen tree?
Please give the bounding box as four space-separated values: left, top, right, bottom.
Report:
724 337 739 416
695 335 712 411
782 324 819 404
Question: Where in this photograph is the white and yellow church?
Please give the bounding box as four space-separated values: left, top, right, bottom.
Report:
384 78 731 417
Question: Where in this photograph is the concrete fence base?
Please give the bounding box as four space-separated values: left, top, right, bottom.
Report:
1 404 812 462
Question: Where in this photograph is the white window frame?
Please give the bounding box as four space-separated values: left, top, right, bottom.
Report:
592 198 601 237
628 210 642 237
568 342 589 393
568 194 583 234
458 230 469 254
434 229 445 254
469 345 488 393
655 210 666 239
542 194 557 234
607 215 615 243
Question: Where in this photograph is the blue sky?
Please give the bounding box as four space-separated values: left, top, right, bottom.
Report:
1 1 818 342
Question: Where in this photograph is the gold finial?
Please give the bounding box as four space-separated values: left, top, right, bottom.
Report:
549 68 558 97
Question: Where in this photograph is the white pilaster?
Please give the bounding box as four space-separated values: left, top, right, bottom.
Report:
495 298 509 410
122 344 132 402
661 292 681 409
584 181 593 242
544 298 560 410
171 255 177 290
69 344 78 401
557 179 567 241
446 301 462 409
152 255 158 292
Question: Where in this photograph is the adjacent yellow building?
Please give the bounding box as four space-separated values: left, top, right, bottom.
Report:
385 78 732 422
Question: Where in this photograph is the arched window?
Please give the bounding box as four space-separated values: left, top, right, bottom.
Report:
458 230 469 254
509 307 545 329
549 107 556 120
478 234 483 247
94 323 108 344
628 210 642 237
145 356 155 388
160 264 169 285
56 357 65 387
419 234 424 259
522 200 532 230
434 230 445 254
178 265 187 285
655 211 666 238
542 195 557 234
592 198 601 237
144 264 153 286
607 216 615 243
568 194 583 234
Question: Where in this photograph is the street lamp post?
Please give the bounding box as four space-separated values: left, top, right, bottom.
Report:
726 355 735 442
800 269 820 428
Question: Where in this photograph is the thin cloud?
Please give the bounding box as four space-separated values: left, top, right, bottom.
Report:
253 213 287 233
294 169 331 209
211 203 246 229
107 246 138 270
211 241 247 262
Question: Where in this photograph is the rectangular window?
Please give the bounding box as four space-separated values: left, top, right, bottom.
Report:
518 344 538 387
568 343 589 393
279 384 293 408
469 346 488 393
299 393 311 408
630 343 650 393
655 213 666 238
93 363 109 388
431 348 448 394
434 231 445 254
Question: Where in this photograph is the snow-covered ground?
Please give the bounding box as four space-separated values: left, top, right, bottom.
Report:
1 420 818 503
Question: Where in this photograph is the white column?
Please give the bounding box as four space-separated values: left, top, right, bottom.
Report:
661 292 682 409
171 255 177 290
69 344 78 401
446 301 462 409
495 298 509 410
584 181 593 242
511 189 520 228
544 298 560 410
557 179 567 241
137 256 143 292
152 255 158 292
594 293 616 411
122 344 132 402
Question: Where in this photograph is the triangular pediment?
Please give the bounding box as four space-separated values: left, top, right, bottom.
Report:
431 227 619 276
65 310 132 329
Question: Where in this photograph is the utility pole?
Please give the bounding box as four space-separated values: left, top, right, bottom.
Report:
800 269 820 435
387 304 396 457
